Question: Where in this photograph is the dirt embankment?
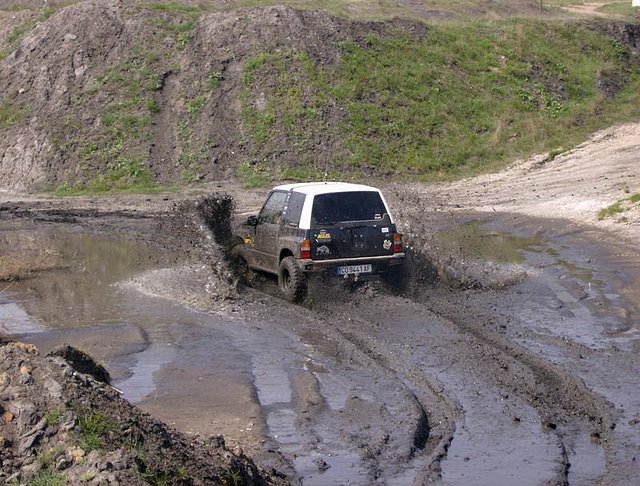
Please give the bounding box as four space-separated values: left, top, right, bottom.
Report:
0 1 425 190
1 1 639 192
0 340 286 485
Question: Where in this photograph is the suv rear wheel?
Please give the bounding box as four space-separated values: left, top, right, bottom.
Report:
278 256 307 302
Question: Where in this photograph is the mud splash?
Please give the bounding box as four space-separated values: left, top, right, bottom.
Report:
159 193 240 302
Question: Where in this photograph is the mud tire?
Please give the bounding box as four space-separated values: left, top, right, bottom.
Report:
278 257 307 302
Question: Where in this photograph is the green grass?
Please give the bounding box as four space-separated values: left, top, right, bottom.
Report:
45 409 63 426
0 102 29 130
77 413 117 452
240 18 640 183
232 0 554 20
27 469 65 486
598 192 640 220
598 1 639 17
142 1 202 15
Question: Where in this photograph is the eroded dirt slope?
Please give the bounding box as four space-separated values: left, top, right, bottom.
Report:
0 341 286 485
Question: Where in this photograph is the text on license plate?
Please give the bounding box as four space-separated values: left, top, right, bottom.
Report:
336 264 372 275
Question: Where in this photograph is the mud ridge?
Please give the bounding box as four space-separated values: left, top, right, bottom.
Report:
315 320 459 483
424 289 617 465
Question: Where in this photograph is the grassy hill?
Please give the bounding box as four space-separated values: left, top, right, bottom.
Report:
0 0 639 192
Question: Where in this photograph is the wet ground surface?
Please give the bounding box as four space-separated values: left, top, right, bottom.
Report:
1 206 639 485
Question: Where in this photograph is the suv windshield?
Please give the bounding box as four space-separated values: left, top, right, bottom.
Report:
311 191 388 225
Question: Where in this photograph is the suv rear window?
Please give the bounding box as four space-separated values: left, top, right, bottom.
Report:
311 191 387 226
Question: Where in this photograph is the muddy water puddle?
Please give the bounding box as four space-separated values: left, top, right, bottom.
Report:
2 217 639 484
0 227 418 483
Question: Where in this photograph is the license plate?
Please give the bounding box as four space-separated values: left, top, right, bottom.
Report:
336 264 372 276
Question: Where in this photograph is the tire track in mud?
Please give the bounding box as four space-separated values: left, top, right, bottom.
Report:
190 195 617 483
322 321 458 483
409 283 619 484
423 290 616 450
304 276 615 484
257 302 444 484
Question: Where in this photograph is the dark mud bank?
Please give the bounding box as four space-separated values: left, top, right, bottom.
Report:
0 341 286 485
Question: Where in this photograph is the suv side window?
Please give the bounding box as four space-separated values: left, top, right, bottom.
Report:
259 191 288 224
282 191 306 227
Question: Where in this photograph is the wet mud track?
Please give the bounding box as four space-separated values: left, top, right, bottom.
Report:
1 204 639 485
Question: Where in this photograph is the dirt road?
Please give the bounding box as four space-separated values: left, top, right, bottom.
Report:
1 123 639 484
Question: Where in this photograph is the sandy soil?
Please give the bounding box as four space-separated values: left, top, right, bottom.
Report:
562 2 612 18
398 122 640 243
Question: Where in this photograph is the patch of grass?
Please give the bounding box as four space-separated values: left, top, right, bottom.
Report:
597 201 624 220
241 50 331 181
27 468 65 486
597 1 638 17
237 160 272 188
597 193 640 220
77 413 117 452
240 18 640 181
144 2 201 51
0 4 31 11
221 469 243 486
45 409 63 426
7 25 29 44
80 471 96 482
186 94 209 119
547 147 567 161
142 1 202 15
0 102 29 130
207 71 224 90
232 0 419 20
40 6 56 20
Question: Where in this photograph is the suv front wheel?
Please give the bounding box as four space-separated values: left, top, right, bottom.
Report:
278 257 307 302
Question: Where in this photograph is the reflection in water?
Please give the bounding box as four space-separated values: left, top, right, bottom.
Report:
4 229 156 328
434 221 544 264
0 228 180 402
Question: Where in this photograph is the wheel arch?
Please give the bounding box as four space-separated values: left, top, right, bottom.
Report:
279 248 294 263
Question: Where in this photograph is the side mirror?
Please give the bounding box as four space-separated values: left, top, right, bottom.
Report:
246 215 259 226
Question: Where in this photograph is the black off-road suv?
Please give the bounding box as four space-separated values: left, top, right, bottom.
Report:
233 182 405 302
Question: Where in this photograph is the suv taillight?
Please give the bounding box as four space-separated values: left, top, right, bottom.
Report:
300 239 311 259
393 233 403 253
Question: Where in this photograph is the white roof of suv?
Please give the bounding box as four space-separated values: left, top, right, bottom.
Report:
273 182 395 228
273 181 381 196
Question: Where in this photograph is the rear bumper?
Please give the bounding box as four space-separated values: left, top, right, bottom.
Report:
299 253 405 273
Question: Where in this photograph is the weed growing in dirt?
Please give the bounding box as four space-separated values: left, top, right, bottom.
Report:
77 413 117 452
208 71 224 90
598 193 640 220
26 468 65 486
45 409 63 426
0 101 29 130
221 468 242 486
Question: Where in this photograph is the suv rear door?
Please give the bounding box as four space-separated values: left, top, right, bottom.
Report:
309 191 396 260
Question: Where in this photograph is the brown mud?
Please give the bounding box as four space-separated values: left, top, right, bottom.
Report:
1 175 639 484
